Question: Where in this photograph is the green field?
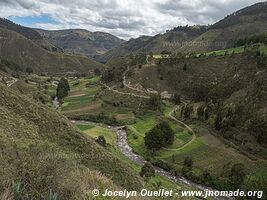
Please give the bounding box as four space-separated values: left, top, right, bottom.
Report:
76 123 198 194
61 77 102 115
126 109 267 183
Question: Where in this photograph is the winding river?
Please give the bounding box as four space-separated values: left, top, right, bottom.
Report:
73 120 229 200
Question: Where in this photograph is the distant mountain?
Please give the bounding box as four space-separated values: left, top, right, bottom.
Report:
0 27 103 74
96 35 152 63
97 25 208 63
36 29 124 57
0 18 62 52
180 1 267 53
98 2 267 63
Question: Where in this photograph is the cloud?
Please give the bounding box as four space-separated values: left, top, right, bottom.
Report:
0 0 264 39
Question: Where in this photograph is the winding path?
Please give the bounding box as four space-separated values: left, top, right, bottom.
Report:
7 77 18 87
102 79 196 151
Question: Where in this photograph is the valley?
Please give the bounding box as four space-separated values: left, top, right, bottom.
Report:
0 1 267 199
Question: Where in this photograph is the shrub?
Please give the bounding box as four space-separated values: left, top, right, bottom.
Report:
96 135 107 147
139 163 155 178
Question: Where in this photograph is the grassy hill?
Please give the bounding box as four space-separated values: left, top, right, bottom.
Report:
122 46 267 157
180 2 267 53
0 18 63 53
0 27 104 74
0 83 143 199
98 2 267 63
37 29 124 58
97 26 207 63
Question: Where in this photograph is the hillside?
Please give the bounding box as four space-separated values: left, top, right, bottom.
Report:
0 18 63 52
0 27 104 74
0 83 143 199
97 26 207 63
180 2 267 53
123 48 267 157
37 29 124 57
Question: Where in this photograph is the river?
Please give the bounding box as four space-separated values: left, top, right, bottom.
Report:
73 120 229 200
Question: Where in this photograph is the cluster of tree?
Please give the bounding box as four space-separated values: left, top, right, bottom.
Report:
214 103 238 133
181 156 247 191
101 66 125 83
146 94 162 111
170 25 208 37
246 114 267 145
56 78 70 99
180 104 193 119
0 59 23 72
130 53 146 66
235 33 267 46
144 121 175 150
171 93 181 104
70 113 120 126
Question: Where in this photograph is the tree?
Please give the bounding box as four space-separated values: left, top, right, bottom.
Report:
157 121 175 145
182 156 193 174
147 94 162 111
183 104 193 119
172 93 181 104
144 128 165 150
183 156 193 169
140 162 155 178
197 105 205 119
183 63 187 71
26 67 33 74
229 163 246 189
56 78 70 99
161 50 171 55
96 135 107 147
144 122 175 150
94 68 101 76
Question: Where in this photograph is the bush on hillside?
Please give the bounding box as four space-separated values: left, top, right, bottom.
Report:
139 162 155 178
144 121 175 150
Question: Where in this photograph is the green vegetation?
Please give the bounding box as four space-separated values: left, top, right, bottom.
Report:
0 84 143 198
0 27 104 74
56 78 70 99
140 163 155 178
96 135 107 147
144 122 175 150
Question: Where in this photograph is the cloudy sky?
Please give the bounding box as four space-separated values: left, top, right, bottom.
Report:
0 0 264 39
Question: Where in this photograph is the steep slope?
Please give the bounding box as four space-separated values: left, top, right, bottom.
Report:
180 2 267 53
37 29 124 57
126 50 267 157
0 27 104 74
97 26 207 63
0 83 142 199
0 18 62 52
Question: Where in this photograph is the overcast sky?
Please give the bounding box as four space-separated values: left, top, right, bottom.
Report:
0 0 264 40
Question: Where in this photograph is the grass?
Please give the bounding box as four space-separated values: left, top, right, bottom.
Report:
77 122 200 195
126 107 267 185
85 126 117 146
196 43 267 57
0 83 144 199
61 77 102 113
